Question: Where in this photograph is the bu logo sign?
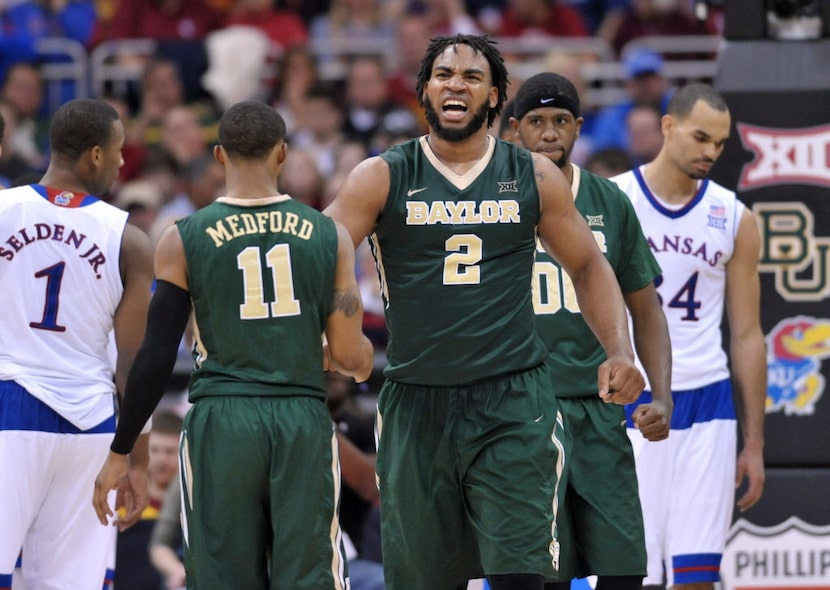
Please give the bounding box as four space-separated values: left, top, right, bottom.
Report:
737 123 830 191
721 517 830 590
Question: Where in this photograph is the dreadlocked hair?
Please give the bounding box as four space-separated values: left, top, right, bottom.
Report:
415 34 508 127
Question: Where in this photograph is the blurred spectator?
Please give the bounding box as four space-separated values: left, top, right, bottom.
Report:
2 0 97 47
0 0 97 108
0 100 40 186
278 148 324 209
0 62 48 174
495 0 589 38
148 154 224 243
91 0 222 45
159 104 212 170
149 477 186 590
309 0 395 66
406 0 481 35
558 0 632 38
590 47 671 152
290 83 346 178
321 141 369 210
625 102 663 165
584 146 633 178
113 179 164 235
270 44 321 135
387 11 432 133
355 239 387 346
609 0 716 56
115 410 183 590
129 57 219 155
91 0 223 103
341 55 418 151
223 0 308 50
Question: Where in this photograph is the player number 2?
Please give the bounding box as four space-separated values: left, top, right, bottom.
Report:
444 234 482 285
237 244 301 319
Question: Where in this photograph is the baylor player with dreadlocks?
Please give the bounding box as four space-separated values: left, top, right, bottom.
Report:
326 35 645 590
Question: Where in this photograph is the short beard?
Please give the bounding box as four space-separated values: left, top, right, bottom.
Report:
424 97 491 143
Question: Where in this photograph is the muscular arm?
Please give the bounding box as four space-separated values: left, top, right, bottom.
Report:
533 153 644 401
94 226 191 526
726 208 766 511
625 284 672 441
325 222 375 383
323 156 390 247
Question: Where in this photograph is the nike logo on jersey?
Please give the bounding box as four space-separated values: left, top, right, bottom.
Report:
407 187 428 197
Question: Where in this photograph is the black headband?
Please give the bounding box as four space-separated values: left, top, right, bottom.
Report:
513 92 580 120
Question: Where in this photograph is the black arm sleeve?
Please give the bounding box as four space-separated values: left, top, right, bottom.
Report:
110 280 192 455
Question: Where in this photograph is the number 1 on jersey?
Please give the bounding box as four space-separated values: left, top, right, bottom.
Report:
237 244 301 319
30 262 67 332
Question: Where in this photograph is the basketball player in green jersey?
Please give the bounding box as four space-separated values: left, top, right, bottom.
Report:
511 73 674 590
93 101 374 589
325 35 645 590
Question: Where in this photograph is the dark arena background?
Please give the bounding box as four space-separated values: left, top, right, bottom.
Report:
709 1 830 589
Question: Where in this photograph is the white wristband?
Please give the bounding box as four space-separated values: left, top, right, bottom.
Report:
139 416 153 435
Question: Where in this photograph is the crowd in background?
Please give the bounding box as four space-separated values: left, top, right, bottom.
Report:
1 1 725 588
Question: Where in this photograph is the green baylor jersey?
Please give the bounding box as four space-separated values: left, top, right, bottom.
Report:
176 196 338 401
533 165 661 398
374 135 548 386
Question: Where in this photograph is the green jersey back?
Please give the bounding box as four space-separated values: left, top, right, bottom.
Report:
176 196 338 401
374 136 548 386
533 166 660 397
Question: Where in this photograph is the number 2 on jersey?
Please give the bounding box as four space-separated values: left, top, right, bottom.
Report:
237 244 301 319
444 234 482 284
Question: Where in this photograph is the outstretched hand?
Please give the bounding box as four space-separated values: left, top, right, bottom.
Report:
598 355 645 405
92 452 149 531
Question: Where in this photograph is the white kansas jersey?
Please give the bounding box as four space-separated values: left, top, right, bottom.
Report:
0 185 127 429
611 167 744 390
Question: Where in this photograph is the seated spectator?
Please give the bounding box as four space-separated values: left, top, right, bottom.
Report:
158 104 213 170
609 0 716 56
290 83 346 178
625 102 663 165
386 11 432 133
270 44 321 135
150 477 186 590
1 0 98 109
589 47 671 153
0 63 48 174
341 55 418 152
277 148 324 209
0 100 40 187
129 57 219 152
495 0 589 38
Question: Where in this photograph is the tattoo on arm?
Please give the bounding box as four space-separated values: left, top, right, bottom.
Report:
332 286 361 318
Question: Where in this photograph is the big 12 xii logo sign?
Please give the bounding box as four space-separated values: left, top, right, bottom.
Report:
738 123 830 418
